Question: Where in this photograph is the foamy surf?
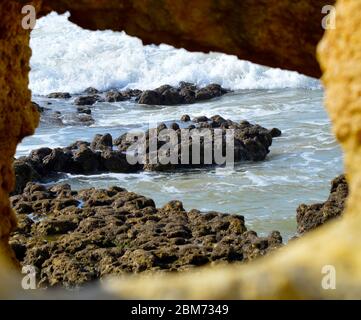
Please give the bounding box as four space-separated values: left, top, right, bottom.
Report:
29 12 321 96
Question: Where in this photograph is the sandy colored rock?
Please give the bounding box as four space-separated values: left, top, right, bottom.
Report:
0 1 40 269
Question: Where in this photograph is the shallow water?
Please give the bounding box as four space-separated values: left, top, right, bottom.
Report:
18 89 344 240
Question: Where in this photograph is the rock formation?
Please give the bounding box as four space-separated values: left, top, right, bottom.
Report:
0 1 41 270
13 116 277 194
10 183 282 288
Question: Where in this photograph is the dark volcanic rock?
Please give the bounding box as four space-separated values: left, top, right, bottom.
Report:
43 148 72 172
74 95 101 106
91 134 113 151
76 106 92 115
122 89 143 100
101 150 132 172
32 102 48 113
76 114 95 126
13 159 41 195
13 116 277 193
296 174 348 233
138 90 162 105
72 146 101 174
105 90 127 102
10 183 282 288
269 128 282 138
84 87 99 94
180 114 191 122
161 88 183 105
46 92 71 99
195 84 228 102
138 83 229 106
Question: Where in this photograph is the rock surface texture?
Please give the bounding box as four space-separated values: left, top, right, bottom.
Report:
297 175 348 233
10 183 282 288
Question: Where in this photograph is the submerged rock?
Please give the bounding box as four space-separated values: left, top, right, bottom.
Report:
138 83 230 106
46 92 71 99
76 106 92 115
74 95 101 106
269 128 282 138
84 87 99 94
12 159 41 196
10 183 282 288
296 175 348 233
105 90 128 102
76 114 95 126
138 90 162 105
32 102 48 114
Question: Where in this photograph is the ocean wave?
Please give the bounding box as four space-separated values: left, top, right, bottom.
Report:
29 12 321 96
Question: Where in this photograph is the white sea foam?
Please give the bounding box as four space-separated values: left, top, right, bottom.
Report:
29 12 321 96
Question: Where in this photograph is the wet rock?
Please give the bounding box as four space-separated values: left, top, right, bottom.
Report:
76 106 91 115
72 146 100 174
161 88 183 105
91 134 113 151
155 85 173 95
122 89 143 100
40 111 64 126
193 116 209 123
297 175 348 233
84 87 99 94
138 90 162 105
179 89 196 104
138 83 229 106
42 148 72 173
14 116 274 190
105 90 127 102
13 159 41 195
180 114 191 122
10 183 282 288
169 122 180 131
211 115 227 126
269 128 282 138
46 92 71 99
195 84 227 101
74 95 101 106
76 114 95 125
32 102 48 113
101 150 132 173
